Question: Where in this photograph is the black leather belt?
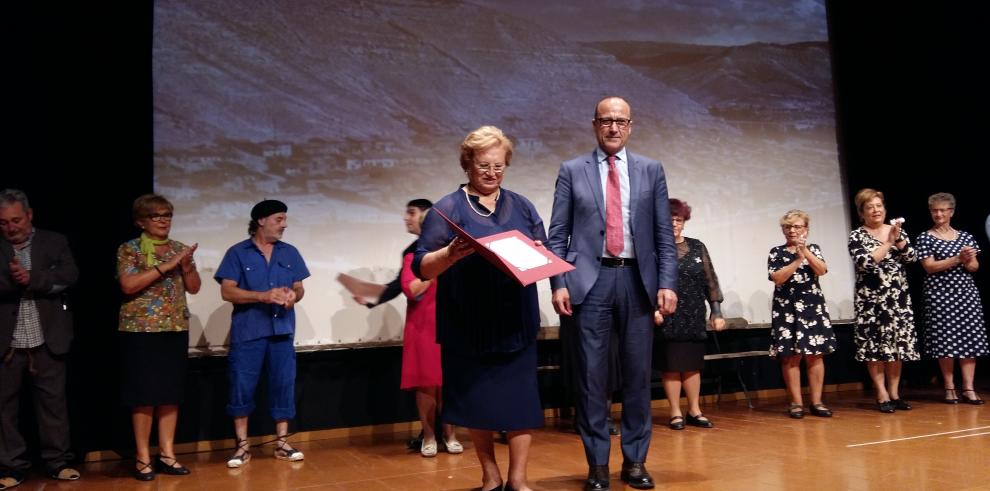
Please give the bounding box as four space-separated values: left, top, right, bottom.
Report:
600 257 637 267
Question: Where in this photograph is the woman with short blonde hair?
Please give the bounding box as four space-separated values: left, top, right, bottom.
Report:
768 210 837 418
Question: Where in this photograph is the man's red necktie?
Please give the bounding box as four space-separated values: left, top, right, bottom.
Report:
605 154 624 257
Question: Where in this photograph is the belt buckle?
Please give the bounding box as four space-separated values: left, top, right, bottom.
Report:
602 256 625 267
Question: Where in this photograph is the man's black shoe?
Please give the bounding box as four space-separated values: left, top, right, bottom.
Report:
585 464 610 490
620 462 655 489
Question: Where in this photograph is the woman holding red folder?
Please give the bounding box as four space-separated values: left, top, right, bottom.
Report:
413 126 546 491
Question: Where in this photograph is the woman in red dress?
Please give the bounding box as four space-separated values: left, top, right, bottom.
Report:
400 202 461 457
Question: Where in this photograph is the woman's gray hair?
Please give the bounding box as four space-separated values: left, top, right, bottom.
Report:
927 192 956 210
0 189 30 210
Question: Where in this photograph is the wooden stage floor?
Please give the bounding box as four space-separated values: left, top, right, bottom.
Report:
12 388 990 490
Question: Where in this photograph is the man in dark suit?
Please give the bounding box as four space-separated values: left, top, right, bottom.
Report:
548 97 678 490
0 189 80 488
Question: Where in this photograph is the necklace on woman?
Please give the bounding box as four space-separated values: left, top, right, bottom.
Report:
463 185 500 217
931 226 956 241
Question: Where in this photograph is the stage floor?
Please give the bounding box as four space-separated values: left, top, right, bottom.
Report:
14 388 990 490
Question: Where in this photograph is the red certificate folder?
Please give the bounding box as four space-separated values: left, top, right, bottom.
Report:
432 208 575 286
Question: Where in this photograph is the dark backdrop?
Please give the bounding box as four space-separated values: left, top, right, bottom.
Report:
8 1 989 457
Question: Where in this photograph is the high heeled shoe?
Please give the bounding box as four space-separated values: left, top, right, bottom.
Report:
943 388 960 404
961 389 985 405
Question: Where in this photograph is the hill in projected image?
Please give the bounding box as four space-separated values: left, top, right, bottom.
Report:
153 0 852 349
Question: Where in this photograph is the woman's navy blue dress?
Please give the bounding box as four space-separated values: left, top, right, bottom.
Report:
413 186 546 431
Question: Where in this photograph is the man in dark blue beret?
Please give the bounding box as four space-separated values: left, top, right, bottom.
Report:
214 199 310 467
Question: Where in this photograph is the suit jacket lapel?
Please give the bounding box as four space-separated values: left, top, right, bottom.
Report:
582 151 606 223
0 240 13 264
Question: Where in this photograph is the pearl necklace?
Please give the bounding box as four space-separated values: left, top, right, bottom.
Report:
463 185 500 217
931 227 956 241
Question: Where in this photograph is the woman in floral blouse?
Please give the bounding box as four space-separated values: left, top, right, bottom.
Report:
117 194 200 480
768 210 837 419
847 188 919 413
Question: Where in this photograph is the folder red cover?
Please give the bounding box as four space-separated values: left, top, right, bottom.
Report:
432 208 574 286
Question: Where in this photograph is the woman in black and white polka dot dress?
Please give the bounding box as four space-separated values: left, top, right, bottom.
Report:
916 192 987 405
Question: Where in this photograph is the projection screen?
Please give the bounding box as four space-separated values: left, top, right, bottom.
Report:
153 0 854 349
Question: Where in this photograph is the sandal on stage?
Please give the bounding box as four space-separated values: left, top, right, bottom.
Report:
668 415 685 430
961 389 985 405
788 403 805 419
275 436 305 461
227 439 251 468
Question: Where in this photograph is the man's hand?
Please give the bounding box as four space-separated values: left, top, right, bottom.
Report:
261 288 290 306
657 288 678 316
9 259 29 286
552 288 572 316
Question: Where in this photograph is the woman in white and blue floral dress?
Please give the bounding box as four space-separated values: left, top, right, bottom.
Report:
848 188 919 414
768 210 837 419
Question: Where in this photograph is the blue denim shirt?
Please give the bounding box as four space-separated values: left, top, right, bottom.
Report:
214 239 310 344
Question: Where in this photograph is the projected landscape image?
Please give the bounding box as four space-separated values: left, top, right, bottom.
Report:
153 0 852 348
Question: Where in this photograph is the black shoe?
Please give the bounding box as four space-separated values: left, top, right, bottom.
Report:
585 465 610 490
877 400 895 413
133 459 155 481
943 389 960 404
668 415 685 430
685 413 714 428
407 430 424 450
961 389 985 405
788 403 805 419
620 462 655 489
891 399 912 410
608 420 620 435
155 455 191 475
809 403 833 418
